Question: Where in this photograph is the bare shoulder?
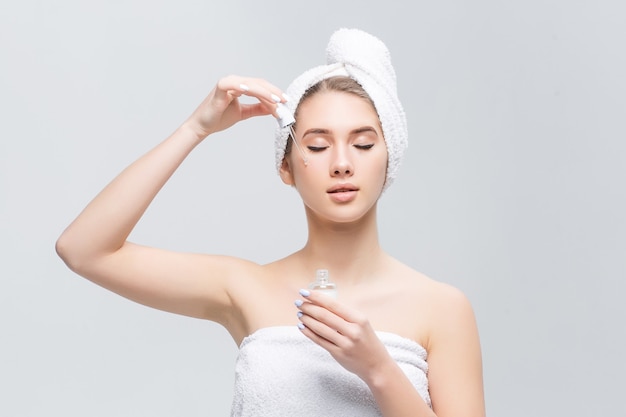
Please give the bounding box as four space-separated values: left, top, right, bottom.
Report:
425 279 478 345
384 256 477 344
386 257 484 413
393 265 484 414
387 256 470 305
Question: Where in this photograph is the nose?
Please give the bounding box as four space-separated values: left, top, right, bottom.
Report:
330 146 353 177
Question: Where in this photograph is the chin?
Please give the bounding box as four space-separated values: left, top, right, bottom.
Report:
305 203 378 226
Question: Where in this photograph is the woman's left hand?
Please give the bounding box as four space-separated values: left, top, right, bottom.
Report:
295 289 394 384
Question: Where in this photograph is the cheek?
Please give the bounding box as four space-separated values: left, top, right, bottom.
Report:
373 149 389 178
288 159 322 190
370 154 388 192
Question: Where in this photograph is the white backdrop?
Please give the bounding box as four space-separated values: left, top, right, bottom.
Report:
1 1 625 415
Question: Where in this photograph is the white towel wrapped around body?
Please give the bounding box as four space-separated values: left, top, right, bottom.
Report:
230 326 430 417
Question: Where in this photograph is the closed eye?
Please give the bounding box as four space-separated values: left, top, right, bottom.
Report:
307 146 328 152
354 144 374 150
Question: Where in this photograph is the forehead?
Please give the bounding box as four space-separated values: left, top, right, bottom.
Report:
296 91 381 130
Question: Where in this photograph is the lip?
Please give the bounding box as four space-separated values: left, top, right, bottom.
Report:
327 183 359 203
327 183 359 193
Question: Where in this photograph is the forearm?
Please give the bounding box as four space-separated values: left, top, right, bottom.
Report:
56 122 205 270
366 360 436 417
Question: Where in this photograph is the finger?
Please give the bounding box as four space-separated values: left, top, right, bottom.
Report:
214 75 252 103
298 306 346 345
299 289 363 324
297 309 347 351
297 302 369 353
295 298 341 341
298 322 342 354
219 76 287 107
239 102 274 121
300 313 342 346
250 77 290 103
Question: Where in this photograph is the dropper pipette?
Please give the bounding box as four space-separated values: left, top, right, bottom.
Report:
276 103 308 166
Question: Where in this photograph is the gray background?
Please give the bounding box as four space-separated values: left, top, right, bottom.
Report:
1 1 624 416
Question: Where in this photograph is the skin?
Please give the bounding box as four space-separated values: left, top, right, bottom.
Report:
56 75 485 417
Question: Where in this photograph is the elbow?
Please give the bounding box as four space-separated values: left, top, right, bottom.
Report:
55 231 118 276
55 232 86 273
55 232 74 270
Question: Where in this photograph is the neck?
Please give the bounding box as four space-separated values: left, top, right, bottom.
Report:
298 204 386 285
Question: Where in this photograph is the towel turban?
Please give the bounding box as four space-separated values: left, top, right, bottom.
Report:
274 28 408 190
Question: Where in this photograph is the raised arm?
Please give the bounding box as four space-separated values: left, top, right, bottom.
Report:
56 76 286 325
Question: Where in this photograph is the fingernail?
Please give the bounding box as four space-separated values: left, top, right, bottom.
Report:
297 322 305 330
297 311 303 318
271 93 281 103
294 299 303 307
299 289 311 297
282 93 291 102
240 83 249 91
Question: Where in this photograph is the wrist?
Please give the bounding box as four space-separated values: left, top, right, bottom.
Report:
178 120 211 145
362 355 399 390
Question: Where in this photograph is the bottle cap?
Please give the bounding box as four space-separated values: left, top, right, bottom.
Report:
315 269 329 283
276 103 295 128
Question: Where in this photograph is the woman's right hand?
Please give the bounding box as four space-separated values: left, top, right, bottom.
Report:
56 75 285 325
182 75 287 140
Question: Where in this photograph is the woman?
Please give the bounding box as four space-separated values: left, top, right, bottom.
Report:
56 28 485 417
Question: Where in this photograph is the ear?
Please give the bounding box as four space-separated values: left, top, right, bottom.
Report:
279 157 295 186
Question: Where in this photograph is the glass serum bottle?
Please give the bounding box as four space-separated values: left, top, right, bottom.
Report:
309 269 338 299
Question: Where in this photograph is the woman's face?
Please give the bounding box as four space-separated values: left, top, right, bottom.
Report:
280 90 388 224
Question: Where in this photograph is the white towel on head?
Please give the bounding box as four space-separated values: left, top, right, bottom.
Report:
230 326 430 417
275 28 408 190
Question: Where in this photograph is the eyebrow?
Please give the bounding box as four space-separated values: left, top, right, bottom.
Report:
301 126 379 139
352 126 378 135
